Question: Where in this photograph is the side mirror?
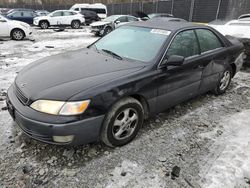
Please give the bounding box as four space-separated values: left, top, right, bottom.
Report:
115 20 120 24
162 55 185 67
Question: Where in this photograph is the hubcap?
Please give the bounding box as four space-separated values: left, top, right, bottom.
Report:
13 30 23 40
112 108 139 140
73 22 79 28
219 70 231 91
41 22 48 29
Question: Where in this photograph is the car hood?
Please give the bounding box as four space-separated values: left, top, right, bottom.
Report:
90 21 110 27
15 48 145 101
11 20 30 27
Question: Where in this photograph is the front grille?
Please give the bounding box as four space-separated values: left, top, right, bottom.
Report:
14 84 30 105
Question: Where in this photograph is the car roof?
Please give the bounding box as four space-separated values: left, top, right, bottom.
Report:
127 19 209 32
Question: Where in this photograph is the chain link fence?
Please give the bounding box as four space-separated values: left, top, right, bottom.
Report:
1 0 250 22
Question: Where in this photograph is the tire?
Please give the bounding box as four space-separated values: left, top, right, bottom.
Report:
71 20 81 29
103 26 112 36
11 29 25 41
39 21 49 29
101 97 144 147
213 66 233 95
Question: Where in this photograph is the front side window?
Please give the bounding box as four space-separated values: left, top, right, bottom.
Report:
10 11 22 17
52 11 63 17
116 16 127 23
94 26 170 62
196 29 223 53
167 30 199 58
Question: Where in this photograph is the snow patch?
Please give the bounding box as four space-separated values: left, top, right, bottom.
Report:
106 160 166 188
201 110 250 188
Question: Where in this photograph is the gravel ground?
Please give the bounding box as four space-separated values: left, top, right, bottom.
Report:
0 27 250 188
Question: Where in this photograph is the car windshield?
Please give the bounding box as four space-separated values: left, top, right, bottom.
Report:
103 15 121 22
94 26 171 62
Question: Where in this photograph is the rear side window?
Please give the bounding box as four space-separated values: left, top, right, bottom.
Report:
127 16 138 22
167 30 199 58
196 29 223 53
23 11 33 17
63 11 74 16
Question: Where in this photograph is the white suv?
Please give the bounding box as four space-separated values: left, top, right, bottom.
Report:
0 15 32 40
33 10 85 29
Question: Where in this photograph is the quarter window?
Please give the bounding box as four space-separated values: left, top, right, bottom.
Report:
167 30 199 58
196 29 223 53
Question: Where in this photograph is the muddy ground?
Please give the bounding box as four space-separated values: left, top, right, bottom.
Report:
0 28 249 188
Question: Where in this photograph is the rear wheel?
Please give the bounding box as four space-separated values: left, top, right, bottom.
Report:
101 97 144 147
71 20 81 29
213 66 232 95
11 29 25 40
40 21 49 29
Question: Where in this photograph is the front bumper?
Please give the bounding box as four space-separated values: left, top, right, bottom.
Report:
6 85 105 145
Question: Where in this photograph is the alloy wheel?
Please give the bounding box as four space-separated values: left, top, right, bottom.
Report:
219 70 231 91
112 108 139 140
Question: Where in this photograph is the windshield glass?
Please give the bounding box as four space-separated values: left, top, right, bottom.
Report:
103 15 121 22
94 26 170 62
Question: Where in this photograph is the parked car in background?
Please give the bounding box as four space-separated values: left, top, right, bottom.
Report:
150 17 187 22
35 10 50 17
6 21 244 147
136 11 173 21
0 8 11 15
0 14 32 40
238 14 250 20
33 10 85 29
80 10 100 25
70 3 107 19
6 9 37 25
90 15 139 36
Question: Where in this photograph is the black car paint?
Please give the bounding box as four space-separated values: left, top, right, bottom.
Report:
7 22 244 145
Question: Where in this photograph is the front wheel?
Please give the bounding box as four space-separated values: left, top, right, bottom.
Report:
213 66 232 95
102 27 112 36
11 29 25 40
101 97 144 147
71 20 81 29
40 21 49 29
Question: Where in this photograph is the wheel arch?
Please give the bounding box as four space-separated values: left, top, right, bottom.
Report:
10 28 26 37
230 63 237 77
39 20 50 27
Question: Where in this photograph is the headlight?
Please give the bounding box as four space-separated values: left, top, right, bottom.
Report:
30 100 90 115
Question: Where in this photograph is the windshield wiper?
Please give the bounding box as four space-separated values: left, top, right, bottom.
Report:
101 49 123 60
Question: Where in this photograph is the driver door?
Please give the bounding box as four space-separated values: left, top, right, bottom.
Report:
156 29 203 113
0 16 9 36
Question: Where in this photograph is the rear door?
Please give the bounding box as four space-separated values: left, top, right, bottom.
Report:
63 11 76 25
195 29 226 93
50 11 63 25
156 29 203 112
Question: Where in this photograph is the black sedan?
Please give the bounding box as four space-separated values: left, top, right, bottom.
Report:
6 21 244 147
